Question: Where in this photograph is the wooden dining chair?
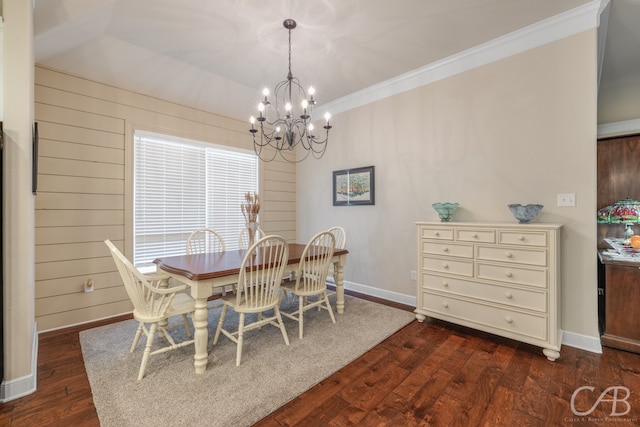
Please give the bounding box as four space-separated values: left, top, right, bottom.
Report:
326 226 346 290
238 225 265 249
280 231 336 339
213 235 290 366
104 239 195 380
186 228 226 254
186 227 234 296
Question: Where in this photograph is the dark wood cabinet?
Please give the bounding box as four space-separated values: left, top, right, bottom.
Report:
598 134 640 353
600 261 640 353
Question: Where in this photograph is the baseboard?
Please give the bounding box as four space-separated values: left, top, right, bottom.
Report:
343 280 417 307
0 322 38 402
562 330 603 354
342 280 603 355
38 311 133 334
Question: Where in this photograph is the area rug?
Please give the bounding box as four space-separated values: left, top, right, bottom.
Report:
80 295 415 427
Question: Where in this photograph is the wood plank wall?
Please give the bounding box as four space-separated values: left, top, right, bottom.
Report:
34 66 296 331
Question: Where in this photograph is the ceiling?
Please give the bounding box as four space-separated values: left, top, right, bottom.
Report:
33 0 638 125
598 0 640 124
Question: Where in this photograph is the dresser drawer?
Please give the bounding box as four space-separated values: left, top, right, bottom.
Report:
421 256 473 277
422 274 547 313
455 228 495 243
421 291 548 341
476 245 547 267
420 226 454 241
498 230 548 247
421 241 473 258
476 262 547 288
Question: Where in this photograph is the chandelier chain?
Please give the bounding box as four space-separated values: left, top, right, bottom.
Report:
287 26 292 82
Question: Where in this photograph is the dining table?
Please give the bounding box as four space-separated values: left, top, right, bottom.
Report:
153 243 348 374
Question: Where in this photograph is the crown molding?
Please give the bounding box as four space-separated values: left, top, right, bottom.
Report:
598 119 640 138
316 0 602 118
597 0 610 88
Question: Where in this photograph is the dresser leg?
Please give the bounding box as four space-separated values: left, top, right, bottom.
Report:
543 348 560 361
415 313 426 323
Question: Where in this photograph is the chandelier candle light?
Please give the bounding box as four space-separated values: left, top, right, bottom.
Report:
241 192 260 246
250 19 332 163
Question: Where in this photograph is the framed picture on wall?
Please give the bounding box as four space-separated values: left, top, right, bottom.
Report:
333 166 375 206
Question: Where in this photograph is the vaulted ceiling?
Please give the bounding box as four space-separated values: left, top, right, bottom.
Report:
33 0 638 126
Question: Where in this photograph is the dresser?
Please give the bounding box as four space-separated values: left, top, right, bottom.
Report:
415 221 563 361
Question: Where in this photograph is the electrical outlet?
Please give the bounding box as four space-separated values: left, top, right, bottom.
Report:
410 270 417 281
84 279 95 293
557 193 576 207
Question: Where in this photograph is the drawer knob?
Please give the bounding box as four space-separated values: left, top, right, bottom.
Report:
442 302 449 308
443 263 449 269
443 282 449 287
434 231 440 236
505 252 513 258
519 236 525 241
505 292 513 299
443 247 449 252
472 233 478 238
505 316 514 324
505 271 513 278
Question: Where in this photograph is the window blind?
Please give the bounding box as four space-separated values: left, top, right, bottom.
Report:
134 132 258 267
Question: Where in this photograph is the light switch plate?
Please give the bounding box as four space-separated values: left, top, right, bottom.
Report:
557 193 576 207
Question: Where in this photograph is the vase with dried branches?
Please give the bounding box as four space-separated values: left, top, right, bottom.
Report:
241 192 260 247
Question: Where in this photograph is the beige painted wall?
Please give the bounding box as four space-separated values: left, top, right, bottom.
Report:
2 0 36 390
297 30 599 338
34 66 296 331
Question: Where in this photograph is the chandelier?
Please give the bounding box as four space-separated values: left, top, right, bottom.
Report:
250 19 332 163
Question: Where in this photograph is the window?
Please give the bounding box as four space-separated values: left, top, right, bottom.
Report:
133 131 258 267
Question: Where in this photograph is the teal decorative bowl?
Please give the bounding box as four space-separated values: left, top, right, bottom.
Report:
432 202 459 222
508 204 543 223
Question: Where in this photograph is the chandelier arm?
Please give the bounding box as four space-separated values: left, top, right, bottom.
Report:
284 146 312 163
309 130 330 145
291 121 310 150
307 127 330 152
309 138 329 155
252 123 277 148
253 135 279 162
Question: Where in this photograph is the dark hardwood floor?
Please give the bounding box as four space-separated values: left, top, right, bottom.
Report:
2 292 640 426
